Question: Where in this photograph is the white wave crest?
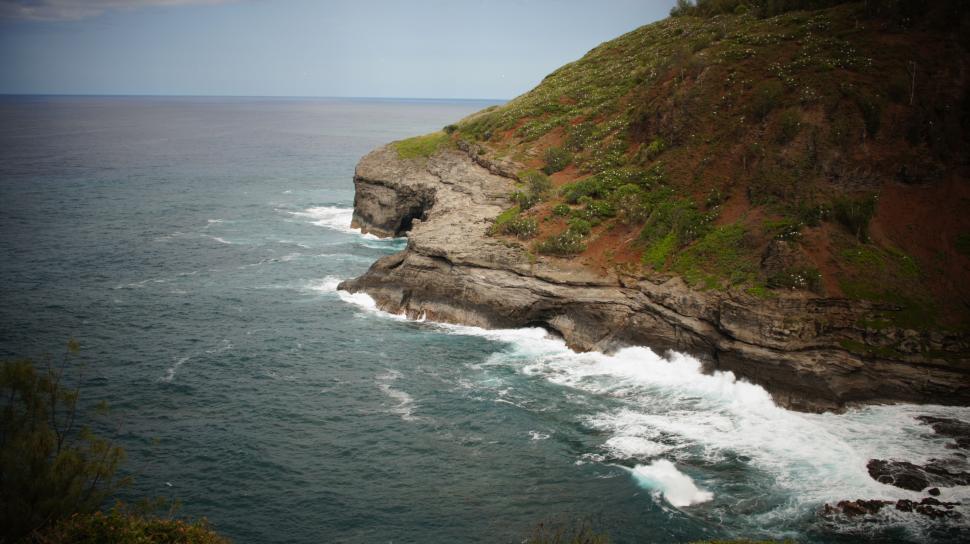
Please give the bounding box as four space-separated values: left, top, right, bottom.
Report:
376 369 418 421
629 459 713 507
161 356 190 383
288 206 381 240
321 290 970 528
202 234 232 245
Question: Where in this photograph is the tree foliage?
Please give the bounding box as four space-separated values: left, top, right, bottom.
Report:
1 341 128 542
34 503 230 544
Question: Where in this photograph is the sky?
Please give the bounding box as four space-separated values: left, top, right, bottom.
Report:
0 0 675 99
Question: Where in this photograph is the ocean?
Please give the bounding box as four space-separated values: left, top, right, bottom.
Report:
1 96 967 543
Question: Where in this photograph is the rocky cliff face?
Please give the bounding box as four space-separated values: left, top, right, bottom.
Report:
339 145 970 412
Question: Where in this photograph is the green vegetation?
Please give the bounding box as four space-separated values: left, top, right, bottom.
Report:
501 216 539 239
35 505 230 544
543 146 573 174
507 170 553 212
521 169 553 196
1 341 128 542
491 206 523 234
433 0 967 324
537 218 591 256
767 266 823 292
1 342 230 543
752 80 785 121
673 224 757 289
776 109 801 144
833 194 877 242
393 132 451 159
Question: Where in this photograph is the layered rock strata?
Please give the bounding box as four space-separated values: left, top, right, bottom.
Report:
339 145 970 412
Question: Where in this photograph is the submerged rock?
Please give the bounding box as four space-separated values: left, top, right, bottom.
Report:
867 459 932 491
823 498 962 520
918 416 970 450
867 458 970 491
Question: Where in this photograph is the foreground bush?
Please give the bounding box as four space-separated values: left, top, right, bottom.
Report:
1 343 128 542
33 505 230 544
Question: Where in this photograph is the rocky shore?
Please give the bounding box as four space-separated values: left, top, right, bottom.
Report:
338 144 970 412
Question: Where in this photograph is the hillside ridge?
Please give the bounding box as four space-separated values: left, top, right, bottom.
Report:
340 0 970 411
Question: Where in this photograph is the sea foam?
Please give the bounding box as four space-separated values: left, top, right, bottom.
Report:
630 459 714 507
329 283 970 527
289 206 379 239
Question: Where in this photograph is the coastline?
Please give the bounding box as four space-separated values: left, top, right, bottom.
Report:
339 142 970 413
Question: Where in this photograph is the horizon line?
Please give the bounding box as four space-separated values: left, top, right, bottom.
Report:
0 92 509 102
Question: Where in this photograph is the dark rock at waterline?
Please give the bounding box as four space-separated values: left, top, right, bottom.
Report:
928 487 941 496
824 498 962 520
342 142 970 413
867 459 931 491
917 416 970 450
822 499 892 517
867 458 970 491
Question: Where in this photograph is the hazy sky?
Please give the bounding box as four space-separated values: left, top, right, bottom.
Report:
0 0 674 99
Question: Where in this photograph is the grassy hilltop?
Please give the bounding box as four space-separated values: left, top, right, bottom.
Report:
397 0 970 334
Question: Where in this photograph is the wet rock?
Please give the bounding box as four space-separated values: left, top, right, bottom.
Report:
914 497 963 519
867 458 970 491
827 498 962 520
917 416 970 450
867 459 930 491
928 487 941 496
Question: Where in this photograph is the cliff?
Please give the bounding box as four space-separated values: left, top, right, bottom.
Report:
339 1 970 412
339 143 969 411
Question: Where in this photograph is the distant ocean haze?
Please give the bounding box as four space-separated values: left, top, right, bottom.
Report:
0 96 968 544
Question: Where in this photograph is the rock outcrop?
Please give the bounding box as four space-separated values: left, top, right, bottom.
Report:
338 145 970 412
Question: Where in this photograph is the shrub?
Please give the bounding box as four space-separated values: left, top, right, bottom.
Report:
767 266 823 292
763 218 803 241
537 217 592 256
566 121 595 151
833 194 878 242
672 223 753 289
490 206 522 234
37 504 230 544
1 342 128 542
584 199 616 219
777 109 802 144
501 216 539 239
567 218 592 236
751 80 785 121
639 196 711 247
612 184 649 223
443 124 457 134
537 230 587 256
520 169 553 197
642 137 666 161
643 231 677 269
855 93 883 137
561 178 606 203
552 203 571 217
542 147 573 174
511 190 541 210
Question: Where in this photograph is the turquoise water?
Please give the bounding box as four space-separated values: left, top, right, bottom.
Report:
1 96 968 543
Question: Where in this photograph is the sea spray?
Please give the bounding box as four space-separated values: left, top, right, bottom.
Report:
330 283 970 533
629 459 714 507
